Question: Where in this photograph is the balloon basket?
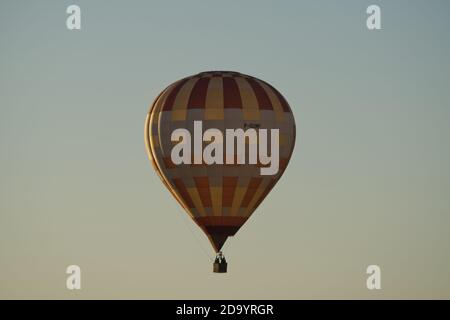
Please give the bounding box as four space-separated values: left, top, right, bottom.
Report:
213 261 227 273
213 252 227 273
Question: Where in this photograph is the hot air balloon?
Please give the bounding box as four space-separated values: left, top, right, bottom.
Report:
144 71 296 272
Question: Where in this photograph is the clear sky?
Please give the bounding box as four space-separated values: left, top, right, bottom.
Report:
1 0 450 299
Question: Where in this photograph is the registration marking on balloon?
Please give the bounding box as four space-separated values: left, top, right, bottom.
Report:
145 71 296 272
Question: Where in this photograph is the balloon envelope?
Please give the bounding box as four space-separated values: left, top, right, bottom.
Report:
145 71 296 252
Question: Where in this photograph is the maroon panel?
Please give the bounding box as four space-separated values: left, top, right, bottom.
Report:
223 77 242 109
194 177 212 208
261 80 291 112
204 226 242 236
222 177 238 207
187 77 210 109
246 78 273 110
172 178 195 208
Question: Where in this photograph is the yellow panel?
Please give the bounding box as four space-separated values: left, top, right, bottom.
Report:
280 133 286 147
229 186 247 216
205 77 224 120
254 79 285 123
151 135 159 148
171 109 188 122
171 77 199 121
187 187 207 217
235 77 260 121
210 186 222 216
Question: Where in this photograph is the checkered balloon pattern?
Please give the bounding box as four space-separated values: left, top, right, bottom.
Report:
145 71 296 252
